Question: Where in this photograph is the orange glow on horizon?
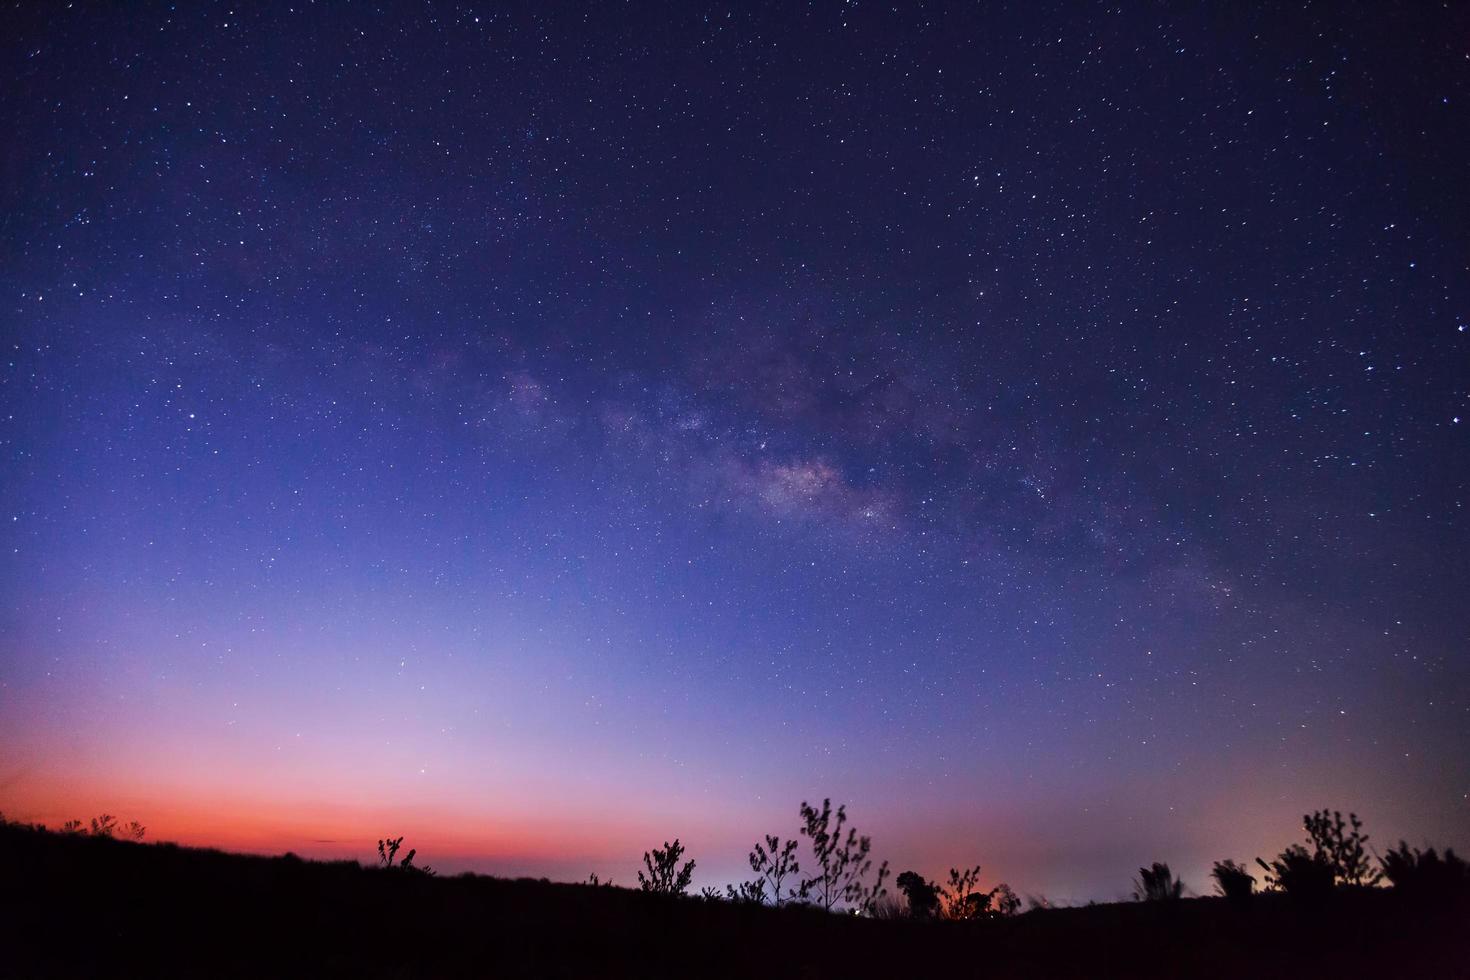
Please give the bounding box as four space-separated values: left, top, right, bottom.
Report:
0 770 664 873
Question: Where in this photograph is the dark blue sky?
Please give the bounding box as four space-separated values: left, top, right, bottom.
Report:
2 1 1466 901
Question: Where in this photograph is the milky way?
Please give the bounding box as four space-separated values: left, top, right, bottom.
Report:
1 3 1466 901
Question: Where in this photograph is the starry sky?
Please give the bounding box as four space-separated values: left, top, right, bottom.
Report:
1 2 1467 903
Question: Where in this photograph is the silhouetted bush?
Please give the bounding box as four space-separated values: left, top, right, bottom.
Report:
1210 860 1255 902
1380 842 1470 901
896 868 1018 919
797 798 890 914
896 870 940 919
724 879 767 904
1257 845 1335 900
50 814 145 839
747 834 801 906
1133 862 1183 901
638 839 694 895
1257 809 1380 898
942 865 990 919
377 836 433 875
1303 810 1380 886
378 836 405 867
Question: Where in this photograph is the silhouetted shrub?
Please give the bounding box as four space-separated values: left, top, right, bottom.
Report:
378 836 403 867
1380 842 1470 901
1211 860 1255 902
1257 845 1335 900
377 836 433 875
1133 862 1183 901
1303 810 1380 886
797 798 890 914
896 870 940 919
638 839 695 895
47 814 147 840
747 834 801 906
1257 809 1380 898
724 879 767 904
942 865 990 919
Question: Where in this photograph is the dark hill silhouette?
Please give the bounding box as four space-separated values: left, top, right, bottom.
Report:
1 820 1465 978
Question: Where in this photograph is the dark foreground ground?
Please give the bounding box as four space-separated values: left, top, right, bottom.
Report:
1 822 1465 979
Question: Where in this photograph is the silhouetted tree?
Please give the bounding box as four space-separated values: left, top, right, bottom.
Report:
89 814 118 838
991 882 1022 917
1379 842 1470 901
896 871 940 919
797 799 890 914
638 839 695 895
1256 844 1335 899
1210 860 1255 902
1303 810 1380 886
123 820 146 841
748 835 802 907
60 820 84 835
1133 862 1183 901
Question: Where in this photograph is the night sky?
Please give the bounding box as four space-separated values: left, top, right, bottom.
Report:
2 2 1467 903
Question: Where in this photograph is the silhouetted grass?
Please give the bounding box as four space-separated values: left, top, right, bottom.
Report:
1 821 1465 978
